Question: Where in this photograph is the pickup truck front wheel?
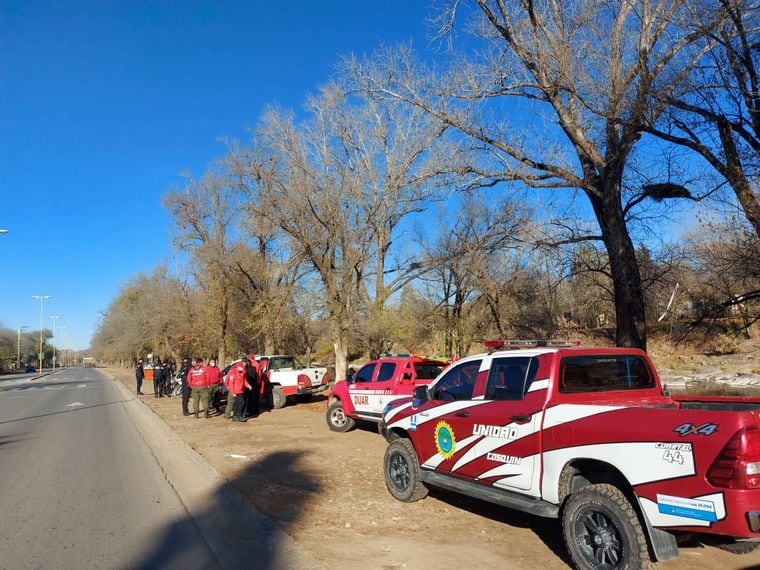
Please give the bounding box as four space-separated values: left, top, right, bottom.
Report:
326 401 355 432
384 438 428 502
562 483 655 570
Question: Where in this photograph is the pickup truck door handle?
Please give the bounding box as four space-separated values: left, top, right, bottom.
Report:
510 414 532 424
454 411 470 418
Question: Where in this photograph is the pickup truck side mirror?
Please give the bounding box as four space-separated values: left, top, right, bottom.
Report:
412 385 428 403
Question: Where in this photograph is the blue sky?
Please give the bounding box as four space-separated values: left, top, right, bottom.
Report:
0 1 435 349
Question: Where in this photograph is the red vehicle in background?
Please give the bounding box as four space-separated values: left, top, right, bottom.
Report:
326 354 450 432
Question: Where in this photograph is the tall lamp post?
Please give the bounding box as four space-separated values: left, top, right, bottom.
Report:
32 295 51 371
59 326 67 367
16 325 28 369
49 315 61 369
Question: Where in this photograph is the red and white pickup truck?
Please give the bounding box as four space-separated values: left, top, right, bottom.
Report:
381 340 760 568
326 354 449 432
222 355 329 409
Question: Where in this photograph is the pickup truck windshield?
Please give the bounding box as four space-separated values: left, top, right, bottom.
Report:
559 355 655 393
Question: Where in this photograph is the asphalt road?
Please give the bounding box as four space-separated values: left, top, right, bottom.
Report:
0 367 218 569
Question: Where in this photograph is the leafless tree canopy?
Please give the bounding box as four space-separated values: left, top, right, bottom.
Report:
81 1 760 371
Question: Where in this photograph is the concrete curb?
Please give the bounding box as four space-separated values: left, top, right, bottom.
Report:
109 372 323 570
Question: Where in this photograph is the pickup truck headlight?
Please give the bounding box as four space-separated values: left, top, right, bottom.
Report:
382 402 394 417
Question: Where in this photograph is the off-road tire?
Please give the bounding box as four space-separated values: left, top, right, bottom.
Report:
326 401 355 432
716 540 760 554
271 386 287 409
384 438 428 502
562 483 656 570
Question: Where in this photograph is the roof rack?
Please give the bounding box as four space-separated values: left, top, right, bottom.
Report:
484 339 581 352
380 352 451 363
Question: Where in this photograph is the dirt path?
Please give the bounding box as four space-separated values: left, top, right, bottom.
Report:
108 368 760 569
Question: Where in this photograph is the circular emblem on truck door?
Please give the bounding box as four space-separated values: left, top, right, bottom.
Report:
435 421 456 460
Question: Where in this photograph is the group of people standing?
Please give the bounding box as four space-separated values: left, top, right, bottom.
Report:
134 358 174 397
137 354 268 422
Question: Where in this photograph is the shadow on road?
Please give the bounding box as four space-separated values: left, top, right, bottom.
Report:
0 433 34 448
128 450 320 570
0 400 130 426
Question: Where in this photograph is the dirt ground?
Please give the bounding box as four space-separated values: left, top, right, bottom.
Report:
107 366 760 570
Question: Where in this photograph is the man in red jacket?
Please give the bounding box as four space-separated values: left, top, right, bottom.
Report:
187 357 209 419
206 358 222 415
224 359 252 422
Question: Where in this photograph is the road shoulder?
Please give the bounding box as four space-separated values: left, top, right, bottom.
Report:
108 370 322 570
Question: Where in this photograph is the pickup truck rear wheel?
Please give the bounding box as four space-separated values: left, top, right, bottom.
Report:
271 386 287 409
326 401 355 432
562 483 655 570
384 438 428 502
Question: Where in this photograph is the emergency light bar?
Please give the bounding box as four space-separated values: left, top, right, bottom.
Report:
484 339 581 350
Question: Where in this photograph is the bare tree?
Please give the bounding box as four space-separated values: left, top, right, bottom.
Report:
164 169 242 364
240 82 449 381
349 1 712 349
421 195 527 355
646 0 760 237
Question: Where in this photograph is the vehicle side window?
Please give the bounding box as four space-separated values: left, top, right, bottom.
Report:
432 360 481 401
414 363 445 379
559 355 655 393
354 363 376 383
377 362 397 382
485 357 536 401
270 357 293 371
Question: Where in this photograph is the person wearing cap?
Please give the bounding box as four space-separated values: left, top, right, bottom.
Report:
178 357 192 416
135 358 145 395
224 358 252 421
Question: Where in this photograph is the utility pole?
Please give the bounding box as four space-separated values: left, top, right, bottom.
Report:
50 316 62 369
32 296 51 370
16 325 28 369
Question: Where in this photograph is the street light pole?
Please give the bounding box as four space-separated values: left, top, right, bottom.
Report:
16 326 28 369
59 325 67 367
32 296 51 371
49 316 61 369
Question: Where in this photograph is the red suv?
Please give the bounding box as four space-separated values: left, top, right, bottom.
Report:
326 354 449 432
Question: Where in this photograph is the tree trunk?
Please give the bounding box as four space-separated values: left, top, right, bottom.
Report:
718 120 760 238
331 318 349 383
588 184 648 350
264 334 275 355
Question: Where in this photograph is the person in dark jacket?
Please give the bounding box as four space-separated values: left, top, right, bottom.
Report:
163 359 175 396
135 358 145 395
178 357 192 416
243 356 260 418
153 358 164 398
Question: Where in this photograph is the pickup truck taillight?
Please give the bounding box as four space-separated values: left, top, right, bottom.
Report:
707 426 760 489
